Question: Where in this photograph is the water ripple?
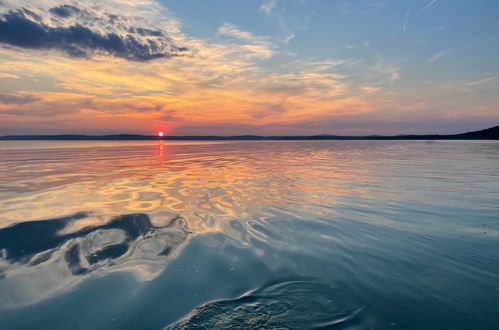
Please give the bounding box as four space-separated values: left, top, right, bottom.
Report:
0 140 498 328
165 280 363 330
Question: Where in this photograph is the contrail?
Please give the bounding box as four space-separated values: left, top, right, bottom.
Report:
467 77 496 86
417 0 437 16
403 9 410 32
427 49 452 64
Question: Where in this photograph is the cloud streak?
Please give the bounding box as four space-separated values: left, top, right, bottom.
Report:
467 77 496 86
427 49 452 63
403 9 410 32
417 0 437 16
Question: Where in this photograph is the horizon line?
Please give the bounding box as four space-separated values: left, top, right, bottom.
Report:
0 125 498 140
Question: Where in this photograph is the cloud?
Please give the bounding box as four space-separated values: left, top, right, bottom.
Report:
0 72 19 79
0 93 39 104
3 1 493 136
361 86 381 94
427 49 452 64
259 0 277 15
403 8 410 32
0 4 187 61
218 23 263 42
417 0 437 16
371 61 401 87
0 3 401 136
258 0 306 44
217 23 275 59
467 77 496 86
48 4 80 18
344 41 370 49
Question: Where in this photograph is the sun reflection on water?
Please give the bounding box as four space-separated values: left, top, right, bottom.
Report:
0 141 372 233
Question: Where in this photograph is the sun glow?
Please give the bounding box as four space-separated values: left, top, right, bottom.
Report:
158 131 164 137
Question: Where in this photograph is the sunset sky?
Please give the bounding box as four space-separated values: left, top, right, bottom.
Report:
0 0 498 136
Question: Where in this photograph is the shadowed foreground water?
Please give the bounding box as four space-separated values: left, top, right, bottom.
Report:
0 140 498 329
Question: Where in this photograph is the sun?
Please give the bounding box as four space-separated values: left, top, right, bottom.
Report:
158 131 164 137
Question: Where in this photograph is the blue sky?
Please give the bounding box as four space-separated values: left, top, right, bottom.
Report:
0 0 497 135
165 0 498 83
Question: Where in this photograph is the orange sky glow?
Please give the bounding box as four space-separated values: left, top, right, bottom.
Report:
0 0 497 135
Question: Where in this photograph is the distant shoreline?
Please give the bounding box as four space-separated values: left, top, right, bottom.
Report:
1 126 498 141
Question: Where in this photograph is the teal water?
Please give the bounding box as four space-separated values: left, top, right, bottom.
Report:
0 140 498 329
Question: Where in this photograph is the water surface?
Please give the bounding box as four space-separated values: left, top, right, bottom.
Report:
0 140 498 329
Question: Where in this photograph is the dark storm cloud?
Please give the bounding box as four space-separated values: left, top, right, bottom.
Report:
0 7 187 61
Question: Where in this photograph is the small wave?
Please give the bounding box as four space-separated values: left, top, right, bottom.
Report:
0 212 190 309
165 280 362 330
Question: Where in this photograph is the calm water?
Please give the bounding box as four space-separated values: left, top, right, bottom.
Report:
0 140 498 329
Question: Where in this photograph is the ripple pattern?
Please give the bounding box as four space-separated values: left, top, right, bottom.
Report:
0 140 498 328
165 280 362 330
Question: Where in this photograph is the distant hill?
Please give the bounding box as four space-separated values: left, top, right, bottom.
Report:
447 126 499 139
0 126 498 141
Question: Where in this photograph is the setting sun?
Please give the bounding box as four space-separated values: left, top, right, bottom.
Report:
158 132 164 137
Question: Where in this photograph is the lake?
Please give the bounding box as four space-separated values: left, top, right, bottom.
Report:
0 140 498 329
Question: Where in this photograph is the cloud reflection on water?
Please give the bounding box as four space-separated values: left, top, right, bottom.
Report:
0 212 189 309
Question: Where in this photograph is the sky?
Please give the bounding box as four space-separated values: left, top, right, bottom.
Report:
0 0 498 136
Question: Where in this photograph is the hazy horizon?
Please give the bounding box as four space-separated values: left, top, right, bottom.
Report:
0 123 497 137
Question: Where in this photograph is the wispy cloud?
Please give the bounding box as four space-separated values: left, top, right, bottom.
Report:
361 86 381 94
467 77 496 86
403 8 410 32
217 23 276 59
0 72 19 79
258 0 305 44
371 61 401 87
218 23 267 43
417 0 438 16
427 49 452 64
345 41 370 49
259 0 277 15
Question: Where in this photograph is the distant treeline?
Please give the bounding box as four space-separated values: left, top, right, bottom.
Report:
1 126 498 141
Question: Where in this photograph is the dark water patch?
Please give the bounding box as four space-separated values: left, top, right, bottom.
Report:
65 243 89 276
165 280 363 330
0 211 89 263
0 212 190 309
